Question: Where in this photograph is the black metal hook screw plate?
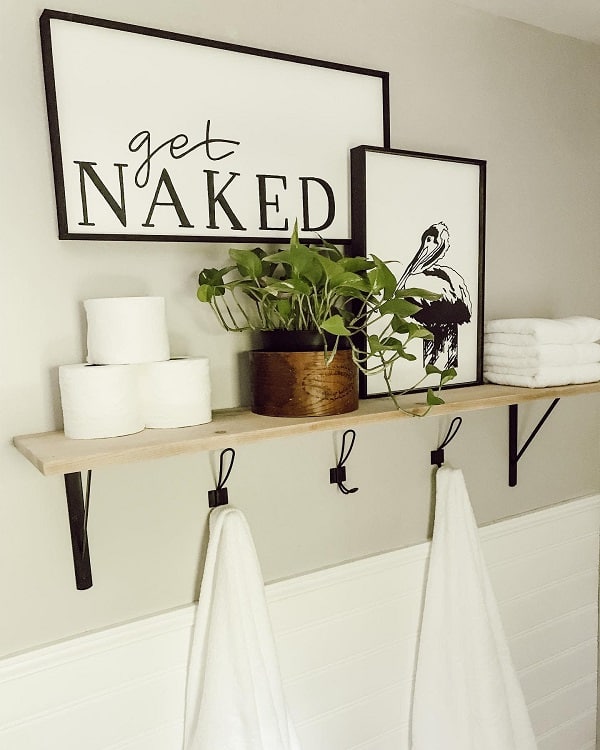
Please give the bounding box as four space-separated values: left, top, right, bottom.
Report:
208 447 236 507
431 416 463 467
330 429 359 495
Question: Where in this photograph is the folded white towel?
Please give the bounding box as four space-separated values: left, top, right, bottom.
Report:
484 342 600 367
483 357 598 377
483 362 546 376
483 348 600 376
411 467 537 750
184 505 301 750
484 362 600 388
485 317 600 345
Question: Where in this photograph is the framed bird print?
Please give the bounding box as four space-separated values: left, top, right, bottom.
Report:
350 146 485 397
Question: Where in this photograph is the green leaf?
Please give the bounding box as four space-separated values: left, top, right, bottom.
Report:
371 255 398 296
404 322 434 340
255 275 279 287
379 298 422 317
426 388 445 406
390 318 411 334
440 367 457 386
315 254 341 277
380 338 418 360
266 278 311 295
330 271 369 290
301 259 324 286
321 314 351 336
397 287 441 301
290 218 300 246
380 336 406 351
275 298 292 319
367 334 384 353
366 267 379 292
339 257 375 273
229 248 263 278
425 364 443 375
289 239 316 277
198 267 226 286
311 236 342 256
289 244 324 285
197 284 214 302
264 249 293 265
197 267 227 302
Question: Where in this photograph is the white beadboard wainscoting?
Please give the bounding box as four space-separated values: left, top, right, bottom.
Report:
1 494 598 750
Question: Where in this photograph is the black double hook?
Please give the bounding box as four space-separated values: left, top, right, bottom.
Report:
208 448 236 507
330 429 359 495
431 416 463 467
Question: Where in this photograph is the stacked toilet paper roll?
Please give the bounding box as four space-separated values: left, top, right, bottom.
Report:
59 297 212 439
59 364 145 439
85 296 170 364
139 358 212 428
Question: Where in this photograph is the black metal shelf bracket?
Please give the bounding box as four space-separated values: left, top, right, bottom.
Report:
508 398 561 487
64 470 93 590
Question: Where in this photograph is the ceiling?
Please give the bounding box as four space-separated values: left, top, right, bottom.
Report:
451 0 600 45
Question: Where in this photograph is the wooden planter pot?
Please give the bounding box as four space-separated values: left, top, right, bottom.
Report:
249 332 359 417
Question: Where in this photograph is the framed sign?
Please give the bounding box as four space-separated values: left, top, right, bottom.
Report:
351 146 485 397
40 10 389 243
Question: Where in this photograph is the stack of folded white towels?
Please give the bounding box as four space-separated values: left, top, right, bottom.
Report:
484 316 600 387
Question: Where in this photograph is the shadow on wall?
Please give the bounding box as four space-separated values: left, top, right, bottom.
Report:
237 350 251 407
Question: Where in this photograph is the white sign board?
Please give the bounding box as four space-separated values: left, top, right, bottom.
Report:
40 10 389 243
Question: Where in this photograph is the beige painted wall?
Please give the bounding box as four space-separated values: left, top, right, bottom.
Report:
1 0 599 658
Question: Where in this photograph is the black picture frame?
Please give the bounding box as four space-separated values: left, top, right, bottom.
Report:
40 9 390 243
350 145 486 397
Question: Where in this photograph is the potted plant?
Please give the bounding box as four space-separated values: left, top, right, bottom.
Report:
197 222 456 416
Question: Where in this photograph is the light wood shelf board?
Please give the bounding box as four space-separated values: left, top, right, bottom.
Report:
13 382 600 476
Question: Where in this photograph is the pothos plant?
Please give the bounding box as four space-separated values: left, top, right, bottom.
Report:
197 222 456 411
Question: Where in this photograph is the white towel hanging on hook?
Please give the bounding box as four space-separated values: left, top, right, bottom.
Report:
411 466 537 750
184 504 301 750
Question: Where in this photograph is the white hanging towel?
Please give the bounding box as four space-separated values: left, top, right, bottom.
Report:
184 505 301 750
411 467 537 750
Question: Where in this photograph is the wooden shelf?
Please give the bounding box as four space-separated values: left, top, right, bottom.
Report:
15 380 600 591
13 382 600 477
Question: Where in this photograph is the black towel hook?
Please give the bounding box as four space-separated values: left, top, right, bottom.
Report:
330 429 359 495
208 447 236 508
431 416 463 467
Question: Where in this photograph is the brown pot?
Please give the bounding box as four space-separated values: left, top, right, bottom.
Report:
249 347 359 417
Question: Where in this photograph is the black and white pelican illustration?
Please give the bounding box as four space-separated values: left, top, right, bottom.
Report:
400 222 471 369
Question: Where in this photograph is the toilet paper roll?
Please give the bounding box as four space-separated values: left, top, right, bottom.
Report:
139 358 212 428
59 364 145 439
85 296 170 365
